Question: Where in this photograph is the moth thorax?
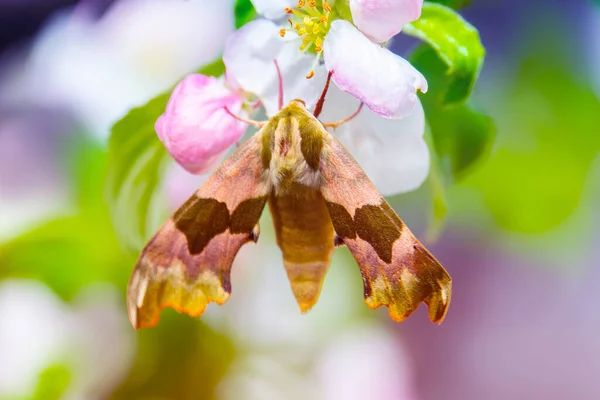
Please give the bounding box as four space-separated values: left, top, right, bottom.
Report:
269 116 313 188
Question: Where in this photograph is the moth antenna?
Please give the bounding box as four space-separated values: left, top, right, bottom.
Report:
224 106 266 128
323 102 364 129
313 70 333 119
274 59 284 110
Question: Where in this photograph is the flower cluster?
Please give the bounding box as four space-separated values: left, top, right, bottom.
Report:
157 0 430 196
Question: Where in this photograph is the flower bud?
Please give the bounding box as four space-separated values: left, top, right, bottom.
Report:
155 74 248 174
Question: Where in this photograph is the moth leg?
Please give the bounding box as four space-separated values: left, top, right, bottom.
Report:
334 235 345 247
224 106 266 128
322 103 364 129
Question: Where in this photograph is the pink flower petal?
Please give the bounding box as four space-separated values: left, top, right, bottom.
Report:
155 74 248 174
350 0 423 43
223 19 321 116
324 20 427 119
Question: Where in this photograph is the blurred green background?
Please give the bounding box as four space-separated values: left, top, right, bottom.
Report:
1 0 599 399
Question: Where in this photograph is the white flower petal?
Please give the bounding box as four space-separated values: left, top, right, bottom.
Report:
250 0 296 19
15 0 234 139
318 80 429 196
350 0 423 43
65 285 135 399
223 19 321 116
0 281 134 399
317 326 418 400
324 20 427 119
0 280 69 398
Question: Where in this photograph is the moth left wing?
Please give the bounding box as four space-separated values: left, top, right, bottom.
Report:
127 134 269 329
319 136 452 323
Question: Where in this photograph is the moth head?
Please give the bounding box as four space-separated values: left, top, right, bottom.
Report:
275 99 312 118
291 99 306 108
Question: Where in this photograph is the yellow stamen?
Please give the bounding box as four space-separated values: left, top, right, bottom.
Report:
282 0 332 77
279 28 286 37
299 38 312 51
307 51 323 79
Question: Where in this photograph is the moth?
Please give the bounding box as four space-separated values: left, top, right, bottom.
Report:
127 72 452 330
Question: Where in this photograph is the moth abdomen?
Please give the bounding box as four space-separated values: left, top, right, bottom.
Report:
268 182 335 312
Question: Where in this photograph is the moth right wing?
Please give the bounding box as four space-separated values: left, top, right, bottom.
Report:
319 136 452 323
127 134 269 329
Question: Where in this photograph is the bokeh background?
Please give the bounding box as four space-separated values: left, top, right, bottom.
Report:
1 0 600 399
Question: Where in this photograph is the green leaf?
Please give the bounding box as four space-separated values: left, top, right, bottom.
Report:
423 129 449 242
106 59 226 251
412 43 493 238
0 140 133 300
32 364 71 400
195 58 226 76
405 2 485 105
0 216 130 300
460 59 600 233
413 45 495 181
428 103 495 180
106 93 170 251
234 0 257 28
425 0 471 9
331 0 353 22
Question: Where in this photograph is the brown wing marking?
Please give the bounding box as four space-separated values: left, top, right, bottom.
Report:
127 135 269 329
320 137 452 323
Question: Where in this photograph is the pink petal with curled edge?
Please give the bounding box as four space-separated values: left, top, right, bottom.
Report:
155 74 248 174
350 0 423 43
324 20 427 119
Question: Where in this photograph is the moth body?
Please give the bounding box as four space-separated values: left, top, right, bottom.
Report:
127 100 452 330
